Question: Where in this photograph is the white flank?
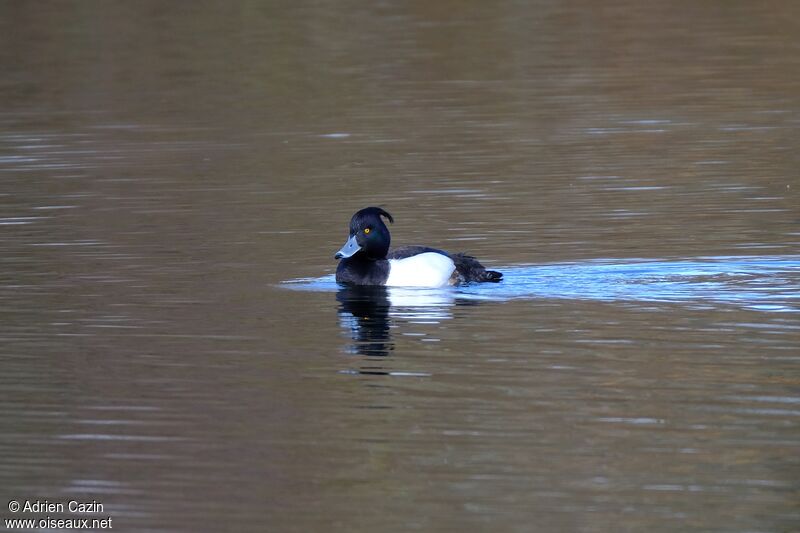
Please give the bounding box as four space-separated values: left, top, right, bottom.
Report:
385 253 455 287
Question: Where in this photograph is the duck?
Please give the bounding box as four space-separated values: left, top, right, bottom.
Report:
334 207 502 287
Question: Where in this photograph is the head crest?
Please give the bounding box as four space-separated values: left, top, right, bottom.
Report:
353 206 394 224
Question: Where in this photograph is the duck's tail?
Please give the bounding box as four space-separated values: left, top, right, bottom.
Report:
483 269 503 282
452 253 503 283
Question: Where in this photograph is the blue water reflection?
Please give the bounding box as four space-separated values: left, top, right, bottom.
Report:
286 255 800 313
463 255 800 312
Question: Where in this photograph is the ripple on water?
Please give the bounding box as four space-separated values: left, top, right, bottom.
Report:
283 255 800 313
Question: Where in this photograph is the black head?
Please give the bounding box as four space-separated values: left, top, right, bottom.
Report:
334 207 394 261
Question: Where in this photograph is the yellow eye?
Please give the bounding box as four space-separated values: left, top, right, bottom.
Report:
364 228 371 234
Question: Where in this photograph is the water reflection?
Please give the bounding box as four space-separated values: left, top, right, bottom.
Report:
337 286 394 356
337 285 459 357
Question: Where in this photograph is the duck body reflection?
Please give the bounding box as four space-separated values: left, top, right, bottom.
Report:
337 285 460 357
337 286 393 356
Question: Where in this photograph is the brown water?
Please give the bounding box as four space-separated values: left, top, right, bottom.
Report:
1 1 799 532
